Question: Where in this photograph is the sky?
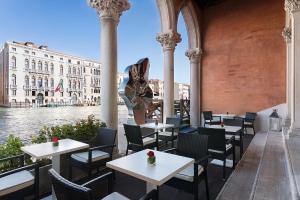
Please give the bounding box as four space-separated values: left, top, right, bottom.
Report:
0 0 190 84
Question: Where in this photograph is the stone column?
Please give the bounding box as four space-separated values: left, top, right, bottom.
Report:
87 0 130 129
156 31 181 122
186 48 202 127
285 0 300 132
282 27 292 131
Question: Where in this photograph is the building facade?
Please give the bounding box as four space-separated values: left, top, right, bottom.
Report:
0 41 101 107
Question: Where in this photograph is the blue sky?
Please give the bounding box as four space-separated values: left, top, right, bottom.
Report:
0 0 190 84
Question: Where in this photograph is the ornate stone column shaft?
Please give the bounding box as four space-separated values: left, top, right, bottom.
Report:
88 0 130 129
186 48 202 127
285 0 300 132
156 31 181 122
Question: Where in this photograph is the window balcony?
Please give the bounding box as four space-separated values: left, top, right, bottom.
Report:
23 85 30 90
31 86 37 90
10 84 17 89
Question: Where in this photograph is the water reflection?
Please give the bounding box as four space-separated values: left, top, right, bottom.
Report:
0 106 128 144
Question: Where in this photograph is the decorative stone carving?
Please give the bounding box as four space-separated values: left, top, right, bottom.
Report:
282 27 292 43
156 31 182 51
285 0 300 13
185 48 202 63
87 0 130 21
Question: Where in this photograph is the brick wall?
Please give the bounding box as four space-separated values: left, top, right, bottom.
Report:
201 0 286 115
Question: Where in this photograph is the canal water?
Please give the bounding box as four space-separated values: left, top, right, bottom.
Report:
0 105 129 144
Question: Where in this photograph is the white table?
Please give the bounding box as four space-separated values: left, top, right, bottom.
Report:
140 122 174 132
107 149 194 194
207 125 242 133
21 139 89 199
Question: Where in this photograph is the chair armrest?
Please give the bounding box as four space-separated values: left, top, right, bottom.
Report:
0 154 25 163
0 162 39 178
163 148 177 154
89 144 116 151
82 172 113 188
139 189 158 200
226 135 235 145
142 132 158 138
195 155 211 167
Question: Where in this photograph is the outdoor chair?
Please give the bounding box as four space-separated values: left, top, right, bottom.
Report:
198 127 235 180
123 124 159 155
0 154 39 200
164 133 210 200
158 117 181 147
49 169 158 200
69 127 117 179
203 111 221 127
244 112 257 135
223 117 244 159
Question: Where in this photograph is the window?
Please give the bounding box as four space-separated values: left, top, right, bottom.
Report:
78 81 81 89
44 54 48 58
60 65 64 75
25 91 30 96
25 59 29 69
73 67 76 75
11 74 16 86
90 69 92 74
60 57 63 61
72 80 76 89
77 61 80 65
77 67 80 75
83 67 86 73
44 78 48 87
32 91 36 96
91 89 93 94
25 76 29 86
68 80 71 89
11 47 16 52
31 60 36 70
45 91 48 97
50 55 54 59
84 88 86 93
38 77 43 88
32 76 36 86
68 59 71 63
51 78 54 87
32 52 36 55
68 66 71 74
24 50 29 54
12 90 16 96
44 62 48 72
51 91 54 96
50 63 54 74
11 56 16 68
61 92 64 97
38 61 42 71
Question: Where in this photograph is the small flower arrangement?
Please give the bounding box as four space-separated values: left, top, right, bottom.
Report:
220 122 224 128
52 136 59 147
147 150 156 165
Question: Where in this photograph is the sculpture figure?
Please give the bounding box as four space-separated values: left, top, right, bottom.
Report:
118 58 153 124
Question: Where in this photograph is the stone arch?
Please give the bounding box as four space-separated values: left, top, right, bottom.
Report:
180 0 201 49
156 0 178 32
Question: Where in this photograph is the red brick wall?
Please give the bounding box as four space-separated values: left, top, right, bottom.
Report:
201 0 286 115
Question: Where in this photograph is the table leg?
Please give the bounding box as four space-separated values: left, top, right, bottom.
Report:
51 155 61 200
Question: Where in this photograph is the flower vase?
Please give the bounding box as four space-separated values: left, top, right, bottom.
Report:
147 156 156 165
52 141 59 147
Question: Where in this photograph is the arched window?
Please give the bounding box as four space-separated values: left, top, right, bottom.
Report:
50 78 54 87
77 67 80 75
32 76 36 86
73 80 76 89
44 78 48 87
68 66 71 74
11 74 16 85
31 60 36 70
25 59 29 69
11 56 16 68
78 81 81 89
38 61 42 71
38 77 43 88
25 76 29 86
91 77 93 84
68 80 71 88
60 65 64 75
44 62 48 72
50 63 54 74
73 67 76 75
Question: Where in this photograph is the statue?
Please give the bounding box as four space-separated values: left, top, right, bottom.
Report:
118 58 153 125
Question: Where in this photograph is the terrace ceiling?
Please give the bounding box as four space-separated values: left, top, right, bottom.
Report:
195 0 225 8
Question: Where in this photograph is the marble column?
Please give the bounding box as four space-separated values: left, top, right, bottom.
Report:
282 27 292 130
87 0 130 129
285 0 300 132
186 48 202 127
156 31 181 122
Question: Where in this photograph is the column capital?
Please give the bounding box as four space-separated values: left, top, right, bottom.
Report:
285 0 300 13
185 48 202 63
282 27 292 43
156 31 182 51
87 0 130 21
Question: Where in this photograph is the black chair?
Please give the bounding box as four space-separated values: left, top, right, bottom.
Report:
158 117 181 147
203 111 221 127
164 133 210 200
49 169 157 200
69 127 117 179
0 154 39 200
244 112 257 135
223 118 244 159
198 127 235 180
123 124 159 155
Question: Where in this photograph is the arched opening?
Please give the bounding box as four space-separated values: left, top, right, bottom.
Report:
37 93 44 105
